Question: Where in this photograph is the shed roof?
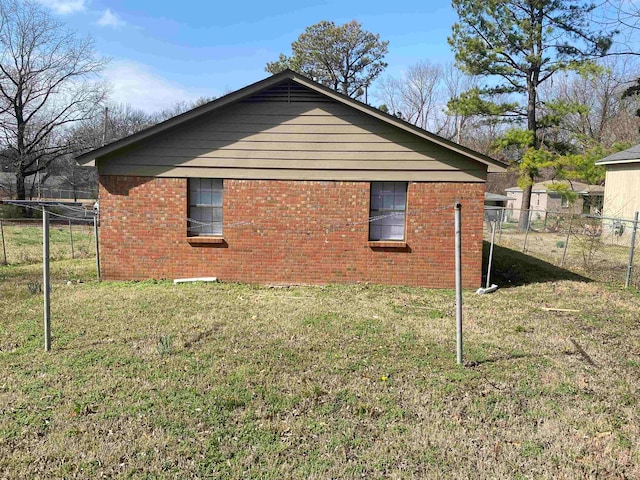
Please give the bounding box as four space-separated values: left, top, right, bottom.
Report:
76 69 506 173
595 144 640 165
485 192 512 202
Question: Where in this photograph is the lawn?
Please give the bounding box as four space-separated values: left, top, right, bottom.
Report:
0 250 639 478
0 222 95 266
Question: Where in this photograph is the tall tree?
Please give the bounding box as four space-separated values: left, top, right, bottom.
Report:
449 0 613 228
266 20 388 98
0 0 108 201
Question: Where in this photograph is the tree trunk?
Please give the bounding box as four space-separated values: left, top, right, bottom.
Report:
518 173 535 231
519 71 539 231
16 169 26 200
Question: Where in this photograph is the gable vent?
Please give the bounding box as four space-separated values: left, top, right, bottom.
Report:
241 80 334 103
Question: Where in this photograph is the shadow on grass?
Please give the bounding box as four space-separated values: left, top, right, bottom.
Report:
483 241 590 288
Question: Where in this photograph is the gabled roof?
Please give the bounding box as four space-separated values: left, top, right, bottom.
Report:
76 69 506 173
505 180 604 195
595 144 640 165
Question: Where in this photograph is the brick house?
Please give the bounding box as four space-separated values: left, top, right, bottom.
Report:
76 70 505 287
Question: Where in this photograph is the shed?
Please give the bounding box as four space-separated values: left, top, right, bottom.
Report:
595 144 640 222
505 180 604 222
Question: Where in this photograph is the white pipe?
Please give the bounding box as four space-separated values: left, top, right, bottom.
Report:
173 277 218 284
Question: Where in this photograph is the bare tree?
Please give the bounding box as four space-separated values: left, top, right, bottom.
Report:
400 61 443 130
375 61 449 132
539 57 640 150
150 96 216 124
374 61 503 152
440 64 485 144
0 0 108 200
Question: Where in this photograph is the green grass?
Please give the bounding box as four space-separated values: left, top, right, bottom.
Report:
0 223 94 266
1 250 639 478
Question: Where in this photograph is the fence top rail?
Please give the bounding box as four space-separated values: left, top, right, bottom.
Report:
483 206 639 225
1 200 84 207
0 218 94 223
583 213 639 224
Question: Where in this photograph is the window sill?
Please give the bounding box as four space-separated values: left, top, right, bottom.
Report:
187 236 226 245
368 241 407 248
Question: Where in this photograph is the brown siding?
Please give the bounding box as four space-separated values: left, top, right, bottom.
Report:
98 100 486 182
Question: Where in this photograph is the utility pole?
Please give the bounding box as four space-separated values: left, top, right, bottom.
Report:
102 107 109 146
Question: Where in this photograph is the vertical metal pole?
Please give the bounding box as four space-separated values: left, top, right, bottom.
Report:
522 209 532 253
94 215 101 281
560 215 573 267
0 219 6 265
625 211 639 289
454 202 463 366
43 207 51 352
486 220 496 289
69 220 74 259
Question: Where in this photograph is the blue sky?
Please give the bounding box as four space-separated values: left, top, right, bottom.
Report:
36 0 459 113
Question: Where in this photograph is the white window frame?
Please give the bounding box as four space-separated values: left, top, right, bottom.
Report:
188 178 223 236
369 181 408 241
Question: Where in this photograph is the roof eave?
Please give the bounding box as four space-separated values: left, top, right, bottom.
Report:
595 158 640 166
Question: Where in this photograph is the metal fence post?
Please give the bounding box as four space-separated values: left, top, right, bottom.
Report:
522 209 532 253
625 211 639 288
454 202 463 366
486 220 496 288
0 219 6 265
43 207 51 351
69 220 74 259
560 214 573 267
94 215 101 281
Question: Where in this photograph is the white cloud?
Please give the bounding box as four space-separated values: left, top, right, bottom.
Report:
37 0 86 14
97 8 125 28
103 61 199 114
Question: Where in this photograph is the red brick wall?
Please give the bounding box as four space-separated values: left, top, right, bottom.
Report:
98 176 485 287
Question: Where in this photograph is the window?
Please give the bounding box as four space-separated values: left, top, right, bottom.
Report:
188 178 223 236
561 195 569 208
369 181 407 241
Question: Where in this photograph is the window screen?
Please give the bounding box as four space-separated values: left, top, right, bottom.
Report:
188 178 223 236
369 182 407 241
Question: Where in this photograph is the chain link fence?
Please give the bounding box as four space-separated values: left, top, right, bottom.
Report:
484 207 640 288
0 218 95 266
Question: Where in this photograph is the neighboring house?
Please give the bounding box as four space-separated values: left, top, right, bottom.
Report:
75 70 506 287
505 180 604 222
595 144 640 223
